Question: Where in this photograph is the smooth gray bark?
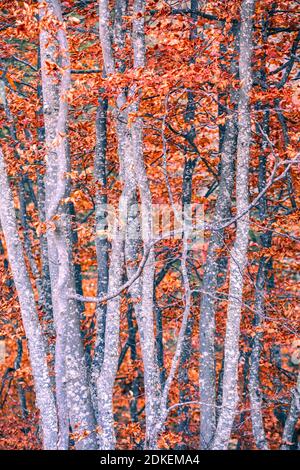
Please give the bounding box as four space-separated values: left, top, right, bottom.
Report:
1 80 54 341
281 372 300 450
131 0 163 448
39 0 97 450
249 257 269 449
96 0 128 449
36 49 55 337
96 220 125 449
199 27 238 448
199 95 237 449
90 95 109 412
0 147 58 449
212 0 255 449
178 0 198 437
249 109 270 450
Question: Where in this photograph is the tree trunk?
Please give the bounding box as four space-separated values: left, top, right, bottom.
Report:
0 147 58 449
281 372 300 450
212 0 255 450
39 0 97 450
96 219 125 449
249 258 269 449
90 94 109 411
199 24 238 448
249 109 270 450
131 0 163 448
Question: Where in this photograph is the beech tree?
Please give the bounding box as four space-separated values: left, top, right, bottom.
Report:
0 0 299 451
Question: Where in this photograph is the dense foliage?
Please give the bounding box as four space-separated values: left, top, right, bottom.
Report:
0 0 299 450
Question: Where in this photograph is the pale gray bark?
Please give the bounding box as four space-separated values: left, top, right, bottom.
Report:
212 0 255 450
95 113 137 450
248 110 270 450
98 0 163 448
97 0 204 449
36 48 54 333
99 0 115 76
153 234 192 442
90 95 109 411
130 3 197 447
91 0 127 426
39 0 97 450
199 91 237 450
0 147 58 449
199 26 238 448
96 0 128 449
249 258 268 449
281 372 300 450
1 80 54 339
39 3 71 448
131 0 163 449
96 220 125 449
178 0 198 437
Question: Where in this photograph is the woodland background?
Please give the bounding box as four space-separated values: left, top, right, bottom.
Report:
0 0 299 450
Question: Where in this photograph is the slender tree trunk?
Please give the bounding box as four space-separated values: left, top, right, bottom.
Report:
126 302 139 423
36 46 54 338
98 0 163 448
199 107 237 449
96 219 125 449
94 101 132 450
1 78 54 344
97 0 140 448
39 0 97 450
249 109 270 450
90 95 109 411
177 0 198 437
212 0 255 450
281 372 300 450
199 33 238 448
154 291 166 386
249 257 268 449
15 339 28 420
146 231 192 447
131 0 163 448
0 147 58 449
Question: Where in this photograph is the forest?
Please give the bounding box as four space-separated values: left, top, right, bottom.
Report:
0 0 299 451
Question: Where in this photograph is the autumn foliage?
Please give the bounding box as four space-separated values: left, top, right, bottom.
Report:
0 0 299 450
